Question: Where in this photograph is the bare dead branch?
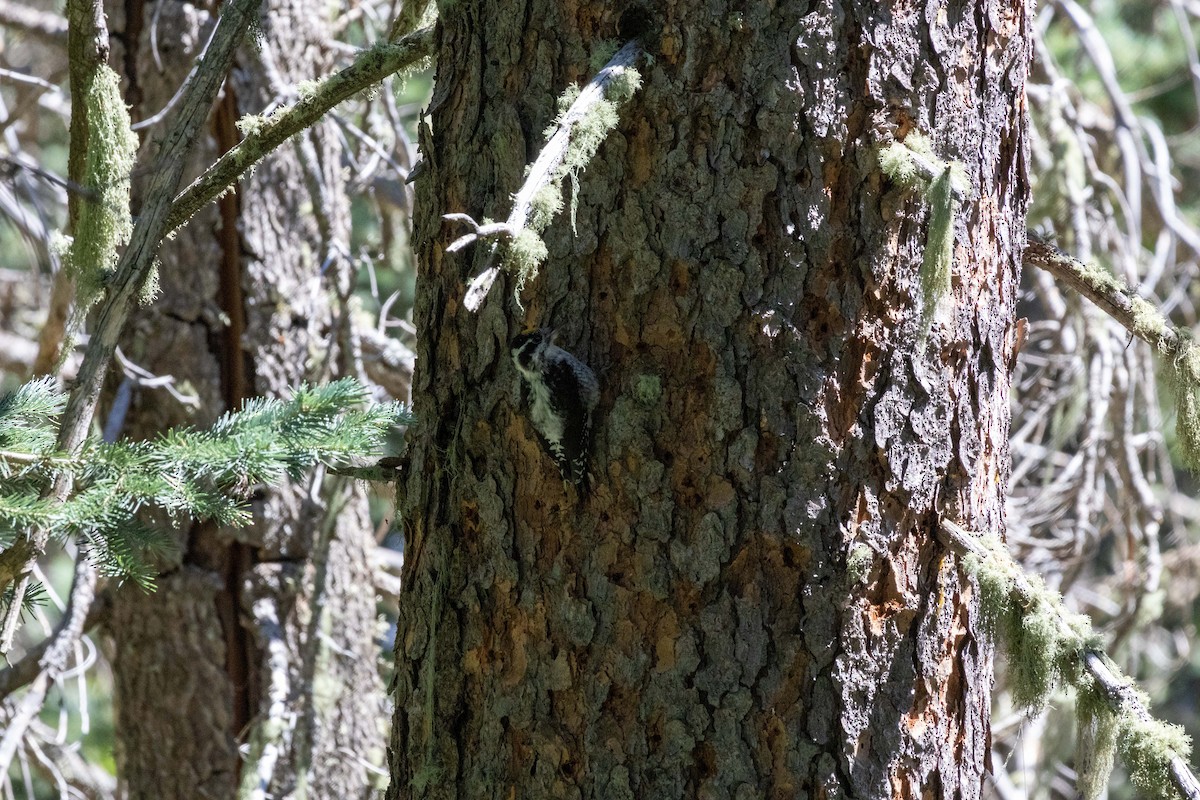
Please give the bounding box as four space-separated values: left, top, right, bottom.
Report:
0 0 67 42
24 718 117 800
167 26 435 235
0 557 97 775
0 582 109 700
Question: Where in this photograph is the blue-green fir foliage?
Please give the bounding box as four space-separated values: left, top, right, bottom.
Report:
0 378 409 612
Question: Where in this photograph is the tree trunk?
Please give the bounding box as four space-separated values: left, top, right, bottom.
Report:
103 2 387 797
390 2 1027 798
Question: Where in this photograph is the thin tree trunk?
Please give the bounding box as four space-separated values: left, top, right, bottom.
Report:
104 1 387 797
389 2 1028 798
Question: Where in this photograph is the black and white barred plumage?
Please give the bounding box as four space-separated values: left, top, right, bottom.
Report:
511 328 599 489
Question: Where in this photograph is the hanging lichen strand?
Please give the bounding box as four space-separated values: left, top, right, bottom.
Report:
877 132 968 340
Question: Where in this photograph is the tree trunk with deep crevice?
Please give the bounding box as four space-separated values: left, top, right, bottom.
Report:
389 2 1028 798
103 1 388 797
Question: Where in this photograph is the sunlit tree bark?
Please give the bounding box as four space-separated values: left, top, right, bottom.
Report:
389 2 1028 798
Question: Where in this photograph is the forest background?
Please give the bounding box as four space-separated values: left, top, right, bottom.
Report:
1 0 1200 798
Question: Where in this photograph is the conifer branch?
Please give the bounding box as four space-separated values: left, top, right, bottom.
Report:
939 520 1200 800
0 378 408 596
0 0 265 653
166 26 435 236
0 374 407 762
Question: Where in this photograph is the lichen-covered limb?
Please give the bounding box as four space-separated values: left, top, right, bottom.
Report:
1025 239 1200 474
0 0 265 653
459 39 644 311
167 26 435 236
0 0 111 654
1083 653 1200 799
939 520 1200 800
1024 239 1178 350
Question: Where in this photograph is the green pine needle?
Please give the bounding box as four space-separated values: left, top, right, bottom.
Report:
0 378 411 610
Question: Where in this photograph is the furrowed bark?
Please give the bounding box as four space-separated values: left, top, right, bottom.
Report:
389 2 1028 798
102 0 389 796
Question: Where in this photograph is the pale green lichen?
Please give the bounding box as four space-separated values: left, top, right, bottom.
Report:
1076 680 1119 800
528 184 564 232
878 142 921 187
563 97 619 174
1169 336 1200 472
606 66 642 104
845 544 872 585
878 132 939 190
963 539 1090 712
1130 295 1172 347
1118 712 1191 799
506 66 640 301
1007 592 1064 710
138 260 161 305
508 228 548 281
964 530 1192 800
551 84 582 124
634 374 662 405
963 541 1013 636
296 78 325 100
66 65 139 311
877 132 968 340
236 113 269 137
920 165 958 335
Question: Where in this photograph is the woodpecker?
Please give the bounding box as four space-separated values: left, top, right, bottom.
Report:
511 328 599 490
